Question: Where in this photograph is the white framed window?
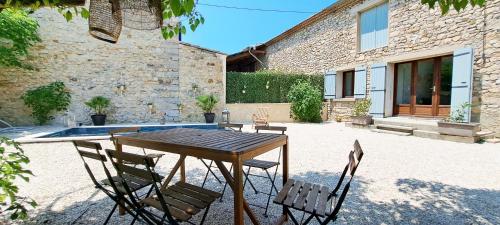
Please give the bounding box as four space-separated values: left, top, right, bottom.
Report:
359 2 388 51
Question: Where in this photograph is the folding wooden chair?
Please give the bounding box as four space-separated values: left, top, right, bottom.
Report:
200 123 244 188
238 125 286 216
273 140 364 225
73 140 154 225
109 127 164 166
106 149 221 225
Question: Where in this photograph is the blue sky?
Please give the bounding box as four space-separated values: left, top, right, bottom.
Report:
182 0 336 54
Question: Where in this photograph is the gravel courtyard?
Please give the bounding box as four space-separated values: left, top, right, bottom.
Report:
3 122 500 225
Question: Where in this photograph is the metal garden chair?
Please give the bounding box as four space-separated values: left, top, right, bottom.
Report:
234 125 286 216
200 123 244 188
105 149 221 225
109 127 164 166
73 140 155 225
273 140 364 225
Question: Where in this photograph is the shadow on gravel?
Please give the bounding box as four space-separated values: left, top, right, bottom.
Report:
18 167 500 225
291 171 500 225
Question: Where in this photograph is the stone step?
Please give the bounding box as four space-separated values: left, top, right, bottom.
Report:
477 130 495 138
375 124 415 134
371 128 412 136
413 130 441 140
373 118 439 132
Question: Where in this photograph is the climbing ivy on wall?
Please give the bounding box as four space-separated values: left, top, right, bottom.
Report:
226 71 324 103
0 9 40 69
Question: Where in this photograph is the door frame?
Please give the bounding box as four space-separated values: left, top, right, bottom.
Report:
393 56 452 117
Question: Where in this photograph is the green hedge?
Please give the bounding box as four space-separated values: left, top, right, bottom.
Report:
226 71 324 103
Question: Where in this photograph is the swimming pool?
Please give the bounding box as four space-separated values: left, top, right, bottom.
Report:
39 124 219 138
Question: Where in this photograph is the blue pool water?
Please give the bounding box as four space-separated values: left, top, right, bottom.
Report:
39 124 219 138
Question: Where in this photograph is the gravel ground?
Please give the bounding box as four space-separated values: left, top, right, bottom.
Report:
2 122 500 225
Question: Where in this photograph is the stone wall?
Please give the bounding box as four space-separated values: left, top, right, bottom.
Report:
0 8 226 126
262 0 500 134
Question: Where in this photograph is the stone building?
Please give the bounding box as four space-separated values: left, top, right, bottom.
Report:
228 0 500 135
0 8 226 126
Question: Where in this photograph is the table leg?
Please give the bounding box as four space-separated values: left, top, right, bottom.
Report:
282 140 289 221
214 161 260 225
233 158 244 225
180 157 186 183
116 143 126 215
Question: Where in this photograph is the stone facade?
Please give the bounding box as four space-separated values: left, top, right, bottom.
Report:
261 0 500 134
0 8 226 126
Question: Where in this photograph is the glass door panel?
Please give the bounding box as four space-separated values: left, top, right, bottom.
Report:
396 63 411 105
439 56 453 105
416 59 434 106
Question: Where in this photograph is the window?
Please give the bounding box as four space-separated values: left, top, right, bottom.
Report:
359 2 388 51
342 70 355 98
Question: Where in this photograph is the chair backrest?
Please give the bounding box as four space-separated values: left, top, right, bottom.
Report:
326 140 364 223
255 125 287 135
218 123 243 132
73 140 108 187
109 127 140 145
105 149 176 223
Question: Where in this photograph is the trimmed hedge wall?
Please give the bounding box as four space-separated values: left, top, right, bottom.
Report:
226 71 324 103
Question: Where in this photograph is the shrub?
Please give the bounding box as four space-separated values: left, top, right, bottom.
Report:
226 71 323 103
21 81 71 125
196 94 218 113
352 99 372 117
0 137 37 220
445 102 471 123
85 96 111 115
287 81 323 123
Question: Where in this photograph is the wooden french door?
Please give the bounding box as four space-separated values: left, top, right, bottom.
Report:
394 56 453 117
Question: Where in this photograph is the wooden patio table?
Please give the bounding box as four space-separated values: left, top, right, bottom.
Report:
114 128 289 225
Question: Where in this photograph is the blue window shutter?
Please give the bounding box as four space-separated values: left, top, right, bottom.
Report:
354 66 367 99
451 48 474 122
324 70 336 99
369 63 387 117
360 8 376 51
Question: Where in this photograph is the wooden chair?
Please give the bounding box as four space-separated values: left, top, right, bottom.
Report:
201 123 244 188
109 127 164 166
273 140 364 225
105 149 220 225
73 140 154 225
252 107 270 128
244 126 286 216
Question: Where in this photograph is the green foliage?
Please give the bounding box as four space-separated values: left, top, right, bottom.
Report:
446 102 471 123
226 71 324 103
196 94 218 113
421 0 486 14
21 81 71 125
287 81 323 123
0 9 40 69
85 96 110 115
0 137 37 220
352 99 372 117
3 0 204 40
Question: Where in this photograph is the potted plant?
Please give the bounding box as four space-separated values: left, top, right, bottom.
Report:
438 103 480 137
85 96 110 126
196 94 219 123
351 99 372 126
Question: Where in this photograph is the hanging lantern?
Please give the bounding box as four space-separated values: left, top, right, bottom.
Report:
119 0 163 30
89 0 122 43
222 108 230 124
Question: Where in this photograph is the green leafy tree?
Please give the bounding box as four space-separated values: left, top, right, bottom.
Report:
21 81 72 125
0 137 37 220
287 81 323 123
2 0 204 39
85 96 110 115
196 94 218 113
0 9 40 69
422 0 486 14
